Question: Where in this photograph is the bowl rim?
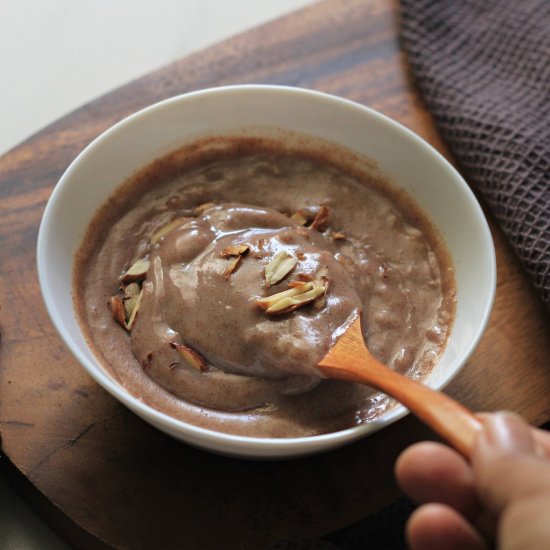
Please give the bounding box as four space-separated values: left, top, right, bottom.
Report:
37 84 497 456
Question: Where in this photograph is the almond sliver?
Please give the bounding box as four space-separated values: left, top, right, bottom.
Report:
224 254 242 279
170 342 208 372
256 282 313 310
265 250 297 286
290 210 308 226
310 205 330 231
109 295 128 329
266 285 327 314
126 288 143 330
221 244 249 257
120 258 150 284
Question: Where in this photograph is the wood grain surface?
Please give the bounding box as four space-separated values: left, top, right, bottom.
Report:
1 0 549 548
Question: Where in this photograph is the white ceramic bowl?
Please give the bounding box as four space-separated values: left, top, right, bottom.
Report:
37 85 496 458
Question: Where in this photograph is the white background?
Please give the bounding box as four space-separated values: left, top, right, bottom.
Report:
0 1 314 547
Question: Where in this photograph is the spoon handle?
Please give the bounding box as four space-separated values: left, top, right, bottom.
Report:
317 320 482 458
322 359 482 458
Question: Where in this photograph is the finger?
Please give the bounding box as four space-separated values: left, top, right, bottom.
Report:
477 412 550 457
499 493 550 549
406 503 487 550
533 428 550 457
473 412 550 515
395 441 481 518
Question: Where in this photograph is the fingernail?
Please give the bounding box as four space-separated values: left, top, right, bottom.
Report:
479 411 535 454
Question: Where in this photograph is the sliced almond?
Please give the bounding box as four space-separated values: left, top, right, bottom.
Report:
290 210 308 226
221 244 249 258
109 295 127 329
123 281 141 320
256 283 313 310
170 342 208 372
120 258 150 284
221 242 249 278
310 205 330 232
312 266 329 311
287 280 310 289
123 294 140 320
151 218 186 244
126 288 143 330
194 202 217 216
331 231 346 240
124 282 141 296
224 254 242 279
264 250 297 286
264 285 327 315
289 206 323 226
258 268 329 314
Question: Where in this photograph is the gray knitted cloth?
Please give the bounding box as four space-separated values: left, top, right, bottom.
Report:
400 0 550 309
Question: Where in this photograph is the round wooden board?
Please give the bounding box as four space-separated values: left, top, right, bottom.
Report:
1 1 549 548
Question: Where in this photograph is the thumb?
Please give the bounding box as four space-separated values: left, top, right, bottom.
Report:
472 412 550 515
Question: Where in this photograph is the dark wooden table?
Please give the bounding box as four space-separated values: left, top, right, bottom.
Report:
1 1 549 548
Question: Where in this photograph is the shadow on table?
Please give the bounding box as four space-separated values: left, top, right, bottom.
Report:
271 420 550 550
271 498 415 550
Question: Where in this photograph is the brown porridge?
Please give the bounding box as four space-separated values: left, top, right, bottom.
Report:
74 136 455 438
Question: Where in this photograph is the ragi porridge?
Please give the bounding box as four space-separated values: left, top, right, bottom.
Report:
74 135 455 438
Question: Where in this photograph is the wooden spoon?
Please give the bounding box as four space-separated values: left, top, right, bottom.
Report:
317 317 483 458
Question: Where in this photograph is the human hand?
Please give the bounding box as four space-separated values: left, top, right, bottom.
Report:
395 412 550 549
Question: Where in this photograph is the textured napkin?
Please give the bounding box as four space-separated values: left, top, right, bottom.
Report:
400 0 550 309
